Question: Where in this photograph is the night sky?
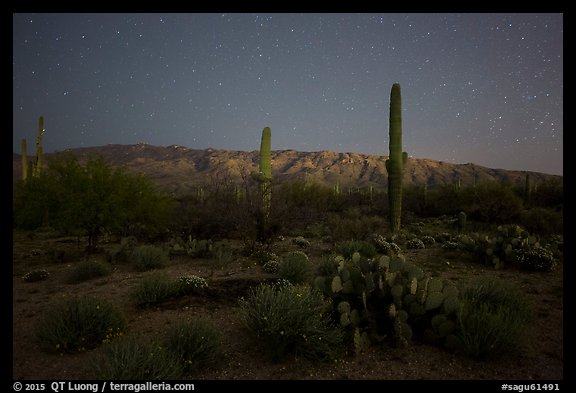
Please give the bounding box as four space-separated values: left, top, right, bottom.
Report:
12 13 563 175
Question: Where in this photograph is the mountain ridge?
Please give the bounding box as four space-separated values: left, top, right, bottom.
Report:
13 143 562 196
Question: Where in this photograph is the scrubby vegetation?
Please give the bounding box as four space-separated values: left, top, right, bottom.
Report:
13 131 562 380
33 295 126 353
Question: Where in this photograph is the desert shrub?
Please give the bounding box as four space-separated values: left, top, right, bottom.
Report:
90 335 183 380
456 278 532 359
518 207 563 236
292 236 311 248
238 283 345 361
22 269 50 282
132 272 179 307
13 155 173 249
406 238 426 249
175 275 209 295
262 259 280 274
465 182 524 224
131 244 168 271
163 319 222 372
277 251 311 284
434 232 452 243
514 247 557 272
303 223 327 239
441 241 460 251
66 259 112 284
326 213 387 242
34 295 126 353
530 178 563 209
421 235 436 246
249 246 278 265
334 240 377 259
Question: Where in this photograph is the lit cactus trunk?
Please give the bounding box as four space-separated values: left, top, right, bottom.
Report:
259 127 272 222
21 138 28 182
524 172 532 203
32 116 44 178
386 83 407 233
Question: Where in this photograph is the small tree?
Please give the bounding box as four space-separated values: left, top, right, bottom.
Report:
14 154 173 249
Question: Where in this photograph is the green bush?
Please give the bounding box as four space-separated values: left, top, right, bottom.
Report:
250 247 278 265
519 207 563 236
238 283 345 361
66 260 112 284
175 275 209 295
456 278 532 359
90 335 183 380
262 259 280 274
420 235 436 246
406 238 426 249
465 182 524 224
13 155 173 249
326 213 387 242
163 319 223 372
277 251 311 284
132 272 179 307
292 236 311 248
514 247 557 272
131 245 168 271
34 295 126 353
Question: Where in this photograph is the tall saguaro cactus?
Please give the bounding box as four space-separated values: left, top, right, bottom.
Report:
524 172 532 204
21 138 28 182
385 83 407 233
258 126 272 223
32 116 44 178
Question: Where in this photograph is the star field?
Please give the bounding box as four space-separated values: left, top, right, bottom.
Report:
12 13 563 175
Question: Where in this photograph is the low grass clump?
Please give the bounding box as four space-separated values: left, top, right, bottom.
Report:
132 272 208 307
34 295 126 353
90 335 183 380
238 281 345 362
455 278 532 359
131 272 179 307
163 318 223 374
65 259 112 284
131 244 168 272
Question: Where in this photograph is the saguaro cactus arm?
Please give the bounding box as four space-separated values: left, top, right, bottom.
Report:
32 116 44 178
21 138 28 181
259 127 272 181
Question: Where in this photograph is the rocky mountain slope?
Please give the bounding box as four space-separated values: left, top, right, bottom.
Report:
13 143 562 196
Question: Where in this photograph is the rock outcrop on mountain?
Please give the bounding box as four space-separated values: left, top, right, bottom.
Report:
13 143 561 197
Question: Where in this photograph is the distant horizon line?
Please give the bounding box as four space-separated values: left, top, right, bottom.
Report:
13 141 563 177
